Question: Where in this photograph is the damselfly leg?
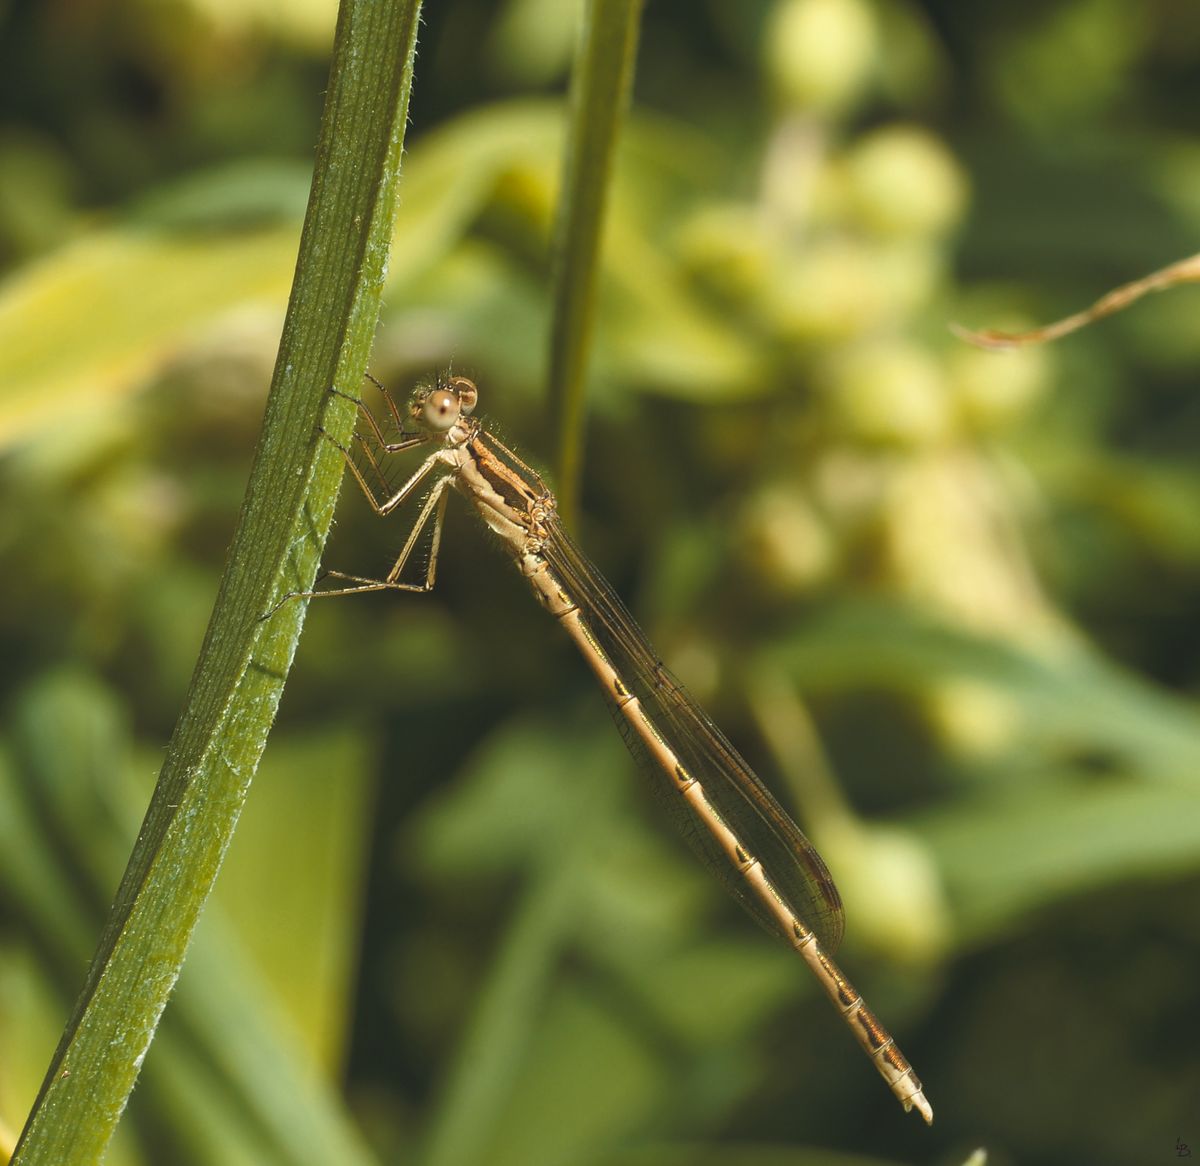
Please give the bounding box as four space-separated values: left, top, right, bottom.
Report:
263 390 450 616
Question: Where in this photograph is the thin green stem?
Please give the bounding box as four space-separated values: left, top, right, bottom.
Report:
420 863 581 1166
11 2 422 1161
547 0 644 528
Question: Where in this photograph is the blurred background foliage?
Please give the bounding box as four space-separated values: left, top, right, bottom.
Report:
1 0 1199 1164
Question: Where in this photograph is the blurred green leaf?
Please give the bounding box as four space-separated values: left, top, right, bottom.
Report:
484 983 662 1166
762 601 1200 942
921 775 1200 944
601 1147 910 1166
1 671 375 1164
0 225 298 449
210 724 376 1073
128 160 314 229
762 600 1200 781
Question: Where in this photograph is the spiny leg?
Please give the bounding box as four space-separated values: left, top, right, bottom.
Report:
384 474 449 586
327 383 429 498
264 475 451 616
329 387 395 492
346 422 398 499
339 382 423 455
322 423 443 518
363 371 410 438
322 475 450 595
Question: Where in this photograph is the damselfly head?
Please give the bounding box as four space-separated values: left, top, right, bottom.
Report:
411 376 479 432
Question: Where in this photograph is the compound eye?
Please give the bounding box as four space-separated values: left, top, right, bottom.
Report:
422 388 461 430
447 377 478 415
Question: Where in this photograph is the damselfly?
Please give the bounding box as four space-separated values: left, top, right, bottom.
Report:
284 375 933 1123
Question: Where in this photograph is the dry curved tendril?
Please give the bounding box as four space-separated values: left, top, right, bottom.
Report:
952 251 1200 350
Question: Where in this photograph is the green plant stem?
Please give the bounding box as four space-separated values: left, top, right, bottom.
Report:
421 861 581 1166
547 0 644 528
11 2 422 1162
